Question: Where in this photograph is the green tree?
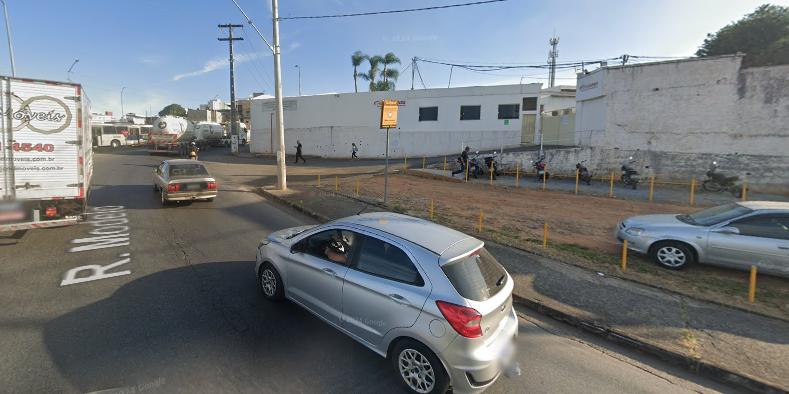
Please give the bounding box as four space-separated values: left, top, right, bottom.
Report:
696 4 789 66
158 103 187 117
358 55 383 91
351 51 367 93
380 52 401 85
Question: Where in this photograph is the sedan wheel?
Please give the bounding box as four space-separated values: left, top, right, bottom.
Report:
392 340 449 394
651 242 693 269
258 263 284 300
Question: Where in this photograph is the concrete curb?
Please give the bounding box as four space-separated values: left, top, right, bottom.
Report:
257 186 786 394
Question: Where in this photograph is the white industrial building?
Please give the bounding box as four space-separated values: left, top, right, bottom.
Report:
249 84 544 158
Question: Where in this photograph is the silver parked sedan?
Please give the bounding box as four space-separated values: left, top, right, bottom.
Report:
617 201 789 276
152 159 218 206
256 212 518 394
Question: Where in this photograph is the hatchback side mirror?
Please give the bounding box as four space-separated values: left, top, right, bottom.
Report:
714 226 740 235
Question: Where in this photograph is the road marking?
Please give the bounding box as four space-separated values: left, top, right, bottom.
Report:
62 205 134 286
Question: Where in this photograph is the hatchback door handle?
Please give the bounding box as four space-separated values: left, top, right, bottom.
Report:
322 268 336 276
388 294 410 306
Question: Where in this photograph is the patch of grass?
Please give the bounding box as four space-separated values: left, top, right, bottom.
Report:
552 243 613 265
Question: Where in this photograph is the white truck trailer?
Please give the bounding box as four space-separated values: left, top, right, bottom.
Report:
0 76 93 232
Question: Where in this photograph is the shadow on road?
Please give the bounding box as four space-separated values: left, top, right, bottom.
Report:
43 261 402 393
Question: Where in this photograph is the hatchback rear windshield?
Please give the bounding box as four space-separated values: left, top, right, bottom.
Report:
169 164 208 178
442 247 507 302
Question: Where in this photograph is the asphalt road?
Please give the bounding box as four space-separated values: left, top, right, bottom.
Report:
0 148 734 394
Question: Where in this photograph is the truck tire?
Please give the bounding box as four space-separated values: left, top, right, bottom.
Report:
110 139 120 148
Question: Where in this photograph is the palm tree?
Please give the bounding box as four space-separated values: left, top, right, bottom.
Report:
382 69 399 90
380 52 401 84
358 55 383 91
351 51 367 93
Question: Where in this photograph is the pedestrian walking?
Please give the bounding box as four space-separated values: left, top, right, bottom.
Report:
189 142 199 160
351 143 359 159
294 140 306 163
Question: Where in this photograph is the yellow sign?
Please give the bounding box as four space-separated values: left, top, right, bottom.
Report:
379 99 399 129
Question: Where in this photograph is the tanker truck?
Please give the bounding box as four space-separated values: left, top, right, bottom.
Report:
148 115 193 155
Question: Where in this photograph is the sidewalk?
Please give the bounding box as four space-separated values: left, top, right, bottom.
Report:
259 183 789 393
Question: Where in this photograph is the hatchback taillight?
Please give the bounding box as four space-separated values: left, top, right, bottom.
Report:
167 183 180 193
436 301 482 338
207 181 217 190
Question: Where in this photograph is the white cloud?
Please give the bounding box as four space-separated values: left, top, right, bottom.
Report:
172 52 266 81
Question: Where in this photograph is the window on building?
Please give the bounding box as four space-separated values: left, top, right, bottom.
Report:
460 105 481 120
522 97 538 111
497 104 520 119
419 106 438 121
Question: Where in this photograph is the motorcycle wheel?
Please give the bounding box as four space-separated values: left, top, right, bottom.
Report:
702 180 722 192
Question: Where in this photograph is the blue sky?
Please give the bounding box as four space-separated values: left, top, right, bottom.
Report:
2 0 785 116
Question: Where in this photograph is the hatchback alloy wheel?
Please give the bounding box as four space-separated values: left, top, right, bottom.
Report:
260 268 277 297
656 245 687 267
398 349 435 394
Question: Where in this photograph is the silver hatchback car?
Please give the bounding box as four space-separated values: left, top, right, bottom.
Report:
256 212 518 394
617 201 789 276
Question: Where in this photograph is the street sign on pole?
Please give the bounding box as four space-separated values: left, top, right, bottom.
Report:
380 99 399 129
379 99 398 204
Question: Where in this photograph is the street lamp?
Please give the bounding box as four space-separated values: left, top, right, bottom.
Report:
294 64 301 96
67 58 79 82
120 86 126 121
0 0 15 76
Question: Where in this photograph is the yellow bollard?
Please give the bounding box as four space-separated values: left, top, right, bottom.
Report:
608 171 615 198
748 265 758 303
515 163 520 189
335 176 339 192
443 156 447 172
689 177 696 206
317 174 321 188
542 164 547 191
621 240 628 272
465 160 469 182
355 179 360 197
404 155 408 174
478 209 484 233
574 168 580 195
649 176 655 202
542 223 548 248
422 156 426 169
429 199 434 220
742 181 748 201
489 161 494 186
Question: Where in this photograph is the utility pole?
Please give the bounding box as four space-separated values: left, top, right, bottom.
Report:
218 23 243 153
1 0 15 77
411 57 416 90
272 0 287 190
548 35 559 88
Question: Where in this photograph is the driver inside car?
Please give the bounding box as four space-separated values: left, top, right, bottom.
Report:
324 231 351 264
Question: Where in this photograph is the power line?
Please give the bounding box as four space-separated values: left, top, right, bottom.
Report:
279 0 506 20
228 0 274 52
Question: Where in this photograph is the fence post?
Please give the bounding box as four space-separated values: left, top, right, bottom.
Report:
317 174 321 188
689 177 696 206
422 156 426 169
748 265 757 303
404 155 408 174
542 164 547 191
608 171 615 198
574 168 579 195
355 179 360 197
443 156 447 172
465 160 469 182
542 223 548 248
649 176 655 202
478 209 484 233
515 163 520 189
429 199 434 220
335 176 339 192
742 181 748 201
489 161 494 186
621 240 628 272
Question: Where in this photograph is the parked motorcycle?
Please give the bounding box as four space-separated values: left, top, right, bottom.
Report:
467 151 484 178
533 157 550 181
620 157 641 189
482 152 500 180
576 161 592 185
702 161 743 196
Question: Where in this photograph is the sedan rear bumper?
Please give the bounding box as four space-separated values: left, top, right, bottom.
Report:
164 191 217 201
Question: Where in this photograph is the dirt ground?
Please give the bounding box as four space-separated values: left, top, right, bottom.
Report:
331 173 789 319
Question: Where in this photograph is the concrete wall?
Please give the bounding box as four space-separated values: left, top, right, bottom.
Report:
575 55 789 156
250 84 541 158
